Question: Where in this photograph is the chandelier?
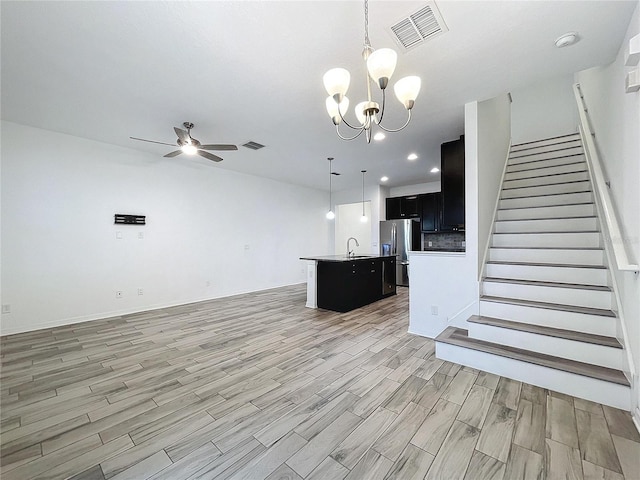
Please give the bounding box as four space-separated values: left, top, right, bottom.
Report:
323 0 421 143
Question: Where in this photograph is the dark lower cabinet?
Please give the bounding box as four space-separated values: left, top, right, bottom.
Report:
317 257 396 313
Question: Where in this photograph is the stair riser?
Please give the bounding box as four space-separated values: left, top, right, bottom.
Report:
494 217 597 233
503 171 589 189
467 323 623 370
501 181 591 198
435 342 630 409
497 204 595 220
507 155 585 173
510 139 583 157
510 146 584 164
505 163 586 181
485 264 608 286
499 192 592 209
511 133 580 152
488 248 605 266
492 232 601 248
479 300 616 336
482 282 612 310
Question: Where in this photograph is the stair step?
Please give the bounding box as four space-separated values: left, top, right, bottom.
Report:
510 133 581 152
483 277 610 292
501 180 591 198
467 315 621 348
507 155 586 173
435 327 629 386
487 261 606 269
504 162 586 181
480 295 616 317
489 247 605 267
494 217 598 233
492 231 601 248
503 171 589 189
509 139 583 157
510 147 584 164
499 191 592 210
485 262 608 286
497 203 595 220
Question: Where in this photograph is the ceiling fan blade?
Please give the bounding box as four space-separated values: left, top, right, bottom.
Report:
197 150 223 162
130 137 177 147
199 144 238 151
174 127 189 142
164 150 182 158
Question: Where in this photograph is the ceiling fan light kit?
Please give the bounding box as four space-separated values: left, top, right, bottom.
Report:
130 121 238 162
323 0 421 143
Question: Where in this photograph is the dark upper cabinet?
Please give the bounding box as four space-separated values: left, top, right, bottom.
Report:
420 192 441 232
441 136 465 231
386 195 420 220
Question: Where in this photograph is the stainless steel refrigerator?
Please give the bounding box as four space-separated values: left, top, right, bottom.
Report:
379 219 420 287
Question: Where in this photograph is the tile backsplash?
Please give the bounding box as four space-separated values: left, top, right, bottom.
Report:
422 232 466 251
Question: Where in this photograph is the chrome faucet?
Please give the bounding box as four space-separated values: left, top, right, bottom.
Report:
347 237 360 258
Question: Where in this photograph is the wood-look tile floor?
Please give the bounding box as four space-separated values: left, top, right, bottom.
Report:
2 285 639 480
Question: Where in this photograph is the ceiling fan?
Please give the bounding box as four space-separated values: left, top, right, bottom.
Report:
130 122 237 162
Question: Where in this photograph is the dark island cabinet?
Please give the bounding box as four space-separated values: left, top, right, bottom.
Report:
317 257 396 313
441 135 465 231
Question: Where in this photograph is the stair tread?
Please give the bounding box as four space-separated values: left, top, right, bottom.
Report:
480 295 616 317
501 187 591 200
487 261 607 270
467 315 622 349
511 133 581 149
495 216 596 222
498 203 594 211
491 246 603 251
507 160 586 173
510 147 584 160
492 230 599 234
504 169 587 180
435 327 629 386
503 179 589 190
483 276 610 291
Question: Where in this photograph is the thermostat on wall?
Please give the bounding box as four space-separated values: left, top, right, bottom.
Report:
114 214 146 225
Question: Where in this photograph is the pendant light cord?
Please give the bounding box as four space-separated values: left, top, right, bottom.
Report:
363 0 370 48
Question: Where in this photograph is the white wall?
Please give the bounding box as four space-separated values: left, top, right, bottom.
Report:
332 184 385 255
409 101 481 338
511 73 578 144
335 201 372 255
477 93 512 273
575 3 640 421
0 121 329 335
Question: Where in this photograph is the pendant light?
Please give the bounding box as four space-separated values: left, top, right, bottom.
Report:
360 170 368 222
326 157 335 220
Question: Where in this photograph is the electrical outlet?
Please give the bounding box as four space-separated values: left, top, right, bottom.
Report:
116 231 123 239
428 241 433 247
116 291 123 298
206 281 211 287
138 288 143 296
138 232 144 239
1 304 10 314
431 305 438 315
244 244 250 250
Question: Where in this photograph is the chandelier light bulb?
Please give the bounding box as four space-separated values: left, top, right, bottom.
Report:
326 210 335 220
181 144 198 155
323 68 351 102
394 76 421 109
355 101 369 126
325 96 350 124
366 48 397 89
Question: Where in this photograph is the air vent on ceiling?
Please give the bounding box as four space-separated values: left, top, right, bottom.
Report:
242 141 265 150
389 2 448 51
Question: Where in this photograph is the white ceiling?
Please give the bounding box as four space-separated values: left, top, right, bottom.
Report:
1 1 636 191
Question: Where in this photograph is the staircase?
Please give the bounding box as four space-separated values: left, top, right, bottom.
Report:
435 133 631 410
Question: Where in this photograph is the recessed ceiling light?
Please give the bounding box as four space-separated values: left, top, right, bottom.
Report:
555 32 578 48
407 153 418 160
380 176 389 182
430 167 440 173
374 132 385 141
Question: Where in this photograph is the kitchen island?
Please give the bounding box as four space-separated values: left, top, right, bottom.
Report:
300 255 396 312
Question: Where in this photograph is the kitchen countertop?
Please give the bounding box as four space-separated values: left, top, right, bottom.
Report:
300 254 397 263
